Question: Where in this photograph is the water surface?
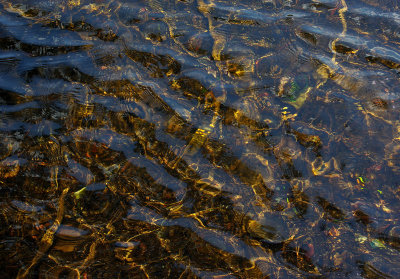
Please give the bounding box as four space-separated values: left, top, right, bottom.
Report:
1 0 400 278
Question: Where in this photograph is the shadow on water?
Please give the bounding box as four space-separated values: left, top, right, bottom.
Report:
0 0 400 278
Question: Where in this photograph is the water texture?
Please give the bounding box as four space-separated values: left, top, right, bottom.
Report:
0 0 400 278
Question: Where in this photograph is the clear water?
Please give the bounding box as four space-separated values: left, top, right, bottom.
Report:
0 0 400 278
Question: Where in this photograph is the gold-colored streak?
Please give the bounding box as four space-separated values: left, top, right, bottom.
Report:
50 166 59 191
80 239 99 268
17 187 69 279
197 0 226 62
172 100 220 169
331 0 348 65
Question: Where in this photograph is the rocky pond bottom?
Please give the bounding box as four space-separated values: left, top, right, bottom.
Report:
0 0 400 278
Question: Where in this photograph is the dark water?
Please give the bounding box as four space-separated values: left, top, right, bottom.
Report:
1 0 400 278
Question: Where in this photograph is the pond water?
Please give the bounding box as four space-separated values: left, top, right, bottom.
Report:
0 0 400 278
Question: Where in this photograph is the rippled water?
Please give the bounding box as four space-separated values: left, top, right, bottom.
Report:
1 0 400 278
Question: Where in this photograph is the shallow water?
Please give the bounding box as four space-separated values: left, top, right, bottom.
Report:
0 0 400 278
